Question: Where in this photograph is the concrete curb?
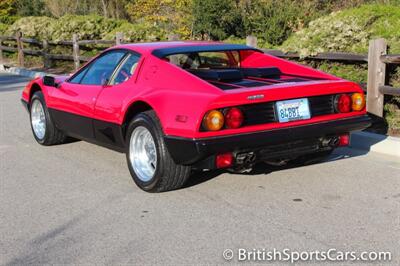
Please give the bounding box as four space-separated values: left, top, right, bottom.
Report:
351 131 400 158
0 64 47 78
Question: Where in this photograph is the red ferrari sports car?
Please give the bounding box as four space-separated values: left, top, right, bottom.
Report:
21 41 371 192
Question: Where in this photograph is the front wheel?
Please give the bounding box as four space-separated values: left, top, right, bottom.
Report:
30 91 66 145
126 111 191 192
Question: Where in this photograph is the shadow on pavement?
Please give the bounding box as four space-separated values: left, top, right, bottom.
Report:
184 147 368 189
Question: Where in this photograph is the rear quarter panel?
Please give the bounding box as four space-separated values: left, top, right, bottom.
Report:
116 55 224 137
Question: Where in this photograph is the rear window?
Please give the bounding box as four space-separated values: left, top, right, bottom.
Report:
166 51 240 69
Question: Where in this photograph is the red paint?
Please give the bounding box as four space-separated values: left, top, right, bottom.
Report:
21 41 367 140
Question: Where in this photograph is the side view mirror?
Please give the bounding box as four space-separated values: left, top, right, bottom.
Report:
102 78 110 87
43 76 57 87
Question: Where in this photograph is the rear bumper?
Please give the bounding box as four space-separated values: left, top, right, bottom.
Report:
164 115 371 165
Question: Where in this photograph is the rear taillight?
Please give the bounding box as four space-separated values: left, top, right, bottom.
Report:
335 94 351 113
225 107 244 129
203 110 225 131
351 93 366 111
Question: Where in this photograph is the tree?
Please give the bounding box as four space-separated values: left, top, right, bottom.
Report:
192 0 243 40
14 0 47 16
43 0 128 19
125 0 193 38
0 0 16 24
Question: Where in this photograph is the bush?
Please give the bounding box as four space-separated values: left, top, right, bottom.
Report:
192 0 243 40
281 4 400 56
50 15 124 41
5 15 125 41
103 21 166 42
5 16 56 39
241 0 315 46
125 0 192 39
0 23 8 34
280 4 400 135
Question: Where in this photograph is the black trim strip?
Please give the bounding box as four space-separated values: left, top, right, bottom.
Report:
164 115 372 165
48 108 126 153
152 44 262 58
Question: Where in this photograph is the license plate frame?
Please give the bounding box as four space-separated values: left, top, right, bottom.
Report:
276 98 311 123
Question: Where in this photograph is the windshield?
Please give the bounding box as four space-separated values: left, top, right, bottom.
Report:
165 51 240 69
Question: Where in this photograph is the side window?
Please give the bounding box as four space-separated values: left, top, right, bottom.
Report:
69 67 89 84
80 51 126 85
110 53 141 85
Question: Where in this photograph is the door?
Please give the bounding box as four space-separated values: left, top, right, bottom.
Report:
48 50 126 139
92 52 142 149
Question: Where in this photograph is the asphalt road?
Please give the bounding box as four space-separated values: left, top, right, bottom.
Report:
0 72 399 265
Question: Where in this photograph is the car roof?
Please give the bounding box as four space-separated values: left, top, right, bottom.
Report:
114 41 260 56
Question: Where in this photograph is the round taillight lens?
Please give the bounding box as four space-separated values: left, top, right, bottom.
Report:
225 107 244 129
203 110 224 131
351 92 365 111
336 94 351 113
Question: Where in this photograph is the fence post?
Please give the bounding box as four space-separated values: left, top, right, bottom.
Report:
116 32 123 45
16 31 24 67
42 39 51 69
72 34 80 71
246 35 257 48
367 38 387 117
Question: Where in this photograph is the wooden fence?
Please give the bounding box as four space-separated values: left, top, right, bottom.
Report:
0 32 399 117
247 36 400 117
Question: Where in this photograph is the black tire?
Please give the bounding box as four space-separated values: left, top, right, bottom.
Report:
126 110 191 192
30 91 66 145
295 149 334 165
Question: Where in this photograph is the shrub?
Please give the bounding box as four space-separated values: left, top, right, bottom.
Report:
192 0 243 40
50 15 124 41
0 23 8 34
241 0 315 46
5 16 56 39
5 15 125 41
126 0 192 39
103 21 167 42
281 4 400 56
280 4 400 135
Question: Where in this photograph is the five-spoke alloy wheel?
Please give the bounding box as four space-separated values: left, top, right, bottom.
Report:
29 91 66 145
126 111 191 192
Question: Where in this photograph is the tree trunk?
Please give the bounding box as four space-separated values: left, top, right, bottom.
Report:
101 0 108 18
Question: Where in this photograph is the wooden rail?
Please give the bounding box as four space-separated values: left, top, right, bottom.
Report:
0 34 398 117
0 31 182 71
0 31 124 70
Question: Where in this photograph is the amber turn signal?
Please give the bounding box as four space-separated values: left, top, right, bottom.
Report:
351 93 365 111
203 110 224 131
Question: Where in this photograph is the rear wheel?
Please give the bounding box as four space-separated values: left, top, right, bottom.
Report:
126 111 191 192
30 91 66 145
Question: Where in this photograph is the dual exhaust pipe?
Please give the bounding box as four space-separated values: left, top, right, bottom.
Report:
215 134 350 169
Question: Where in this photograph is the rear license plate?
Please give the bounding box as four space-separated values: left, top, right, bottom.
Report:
276 98 311 123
